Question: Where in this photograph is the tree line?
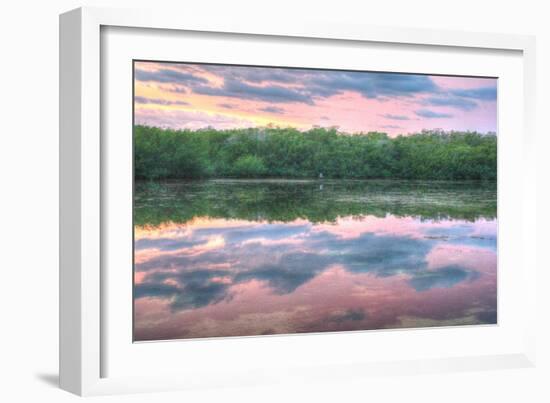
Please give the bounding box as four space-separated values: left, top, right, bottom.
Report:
134 125 497 180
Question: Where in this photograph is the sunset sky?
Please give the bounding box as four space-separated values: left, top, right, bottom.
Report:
134 61 497 136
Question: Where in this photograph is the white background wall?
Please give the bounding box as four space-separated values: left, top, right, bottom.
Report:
0 0 548 401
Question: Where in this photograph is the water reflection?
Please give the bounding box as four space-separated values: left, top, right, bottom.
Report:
134 180 497 341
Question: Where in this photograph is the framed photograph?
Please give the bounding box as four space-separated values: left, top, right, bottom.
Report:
60 7 537 396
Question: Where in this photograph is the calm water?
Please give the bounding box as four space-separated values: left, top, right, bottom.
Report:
133 179 497 341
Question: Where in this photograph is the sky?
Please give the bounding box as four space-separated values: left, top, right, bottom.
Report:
134 61 497 136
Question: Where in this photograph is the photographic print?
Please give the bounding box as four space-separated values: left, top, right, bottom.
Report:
133 61 497 342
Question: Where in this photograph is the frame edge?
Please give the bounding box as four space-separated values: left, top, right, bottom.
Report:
59 7 83 396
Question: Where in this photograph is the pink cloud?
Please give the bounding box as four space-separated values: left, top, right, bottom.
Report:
134 62 497 135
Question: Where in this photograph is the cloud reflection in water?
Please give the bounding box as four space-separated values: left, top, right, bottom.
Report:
134 214 497 341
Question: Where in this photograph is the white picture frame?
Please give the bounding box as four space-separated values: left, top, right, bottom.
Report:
59 6 537 396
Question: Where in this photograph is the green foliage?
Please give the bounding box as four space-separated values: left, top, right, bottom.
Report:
232 155 267 177
134 125 497 180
